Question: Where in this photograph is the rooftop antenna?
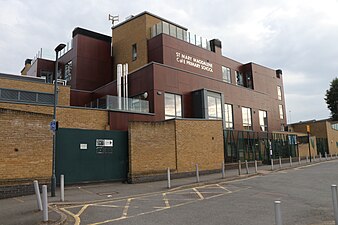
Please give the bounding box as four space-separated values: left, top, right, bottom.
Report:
108 14 119 26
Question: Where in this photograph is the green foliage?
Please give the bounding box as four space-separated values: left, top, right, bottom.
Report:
325 77 338 121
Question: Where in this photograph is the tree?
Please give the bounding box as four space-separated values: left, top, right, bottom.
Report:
325 77 338 121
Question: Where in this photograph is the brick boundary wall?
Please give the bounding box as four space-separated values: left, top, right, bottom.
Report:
0 179 50 199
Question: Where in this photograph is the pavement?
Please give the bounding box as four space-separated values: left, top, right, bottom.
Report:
0 157 335 225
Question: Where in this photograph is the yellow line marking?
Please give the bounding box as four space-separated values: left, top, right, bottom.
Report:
77 204 90 217
13 197 24 203
216 184 232 193
78 187 94 195
60 207 80 225
162 193 170 208
94 204 120 208
192 188 204 200
122 198 132 218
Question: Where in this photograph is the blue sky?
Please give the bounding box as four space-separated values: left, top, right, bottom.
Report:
0 0 337 123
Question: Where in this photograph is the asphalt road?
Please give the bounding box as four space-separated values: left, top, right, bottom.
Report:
61 161 338 225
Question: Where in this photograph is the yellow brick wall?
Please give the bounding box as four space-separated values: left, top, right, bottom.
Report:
112 13 161 76
128 120 176 176
327 121 338 154
298 136 317 157
128 119 224 177
175 120 224 172
0 77 70 106
0 109 52 181
0 102 108 130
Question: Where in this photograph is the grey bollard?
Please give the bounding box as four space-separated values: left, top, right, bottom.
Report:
336 153 338 159
298 156 301 165
271 159 274 170
274 200 283 225
196 164 200 183
254 160 258 173
306 155 309 163
279 157 282 169
331 154 333 160
167 168 171 189
221 162 225 179
245 160 249 174
320 154 322 161
314 155 316 162
42 185 48 222
60 175 65 202
326 153 328 160
33 180 42 211
289 156 292 167
331 185 338 225
238 160 242 175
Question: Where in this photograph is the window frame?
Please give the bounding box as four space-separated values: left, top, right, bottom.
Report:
132 43 137 61
259 110 268 132
224 103 234 129
222 66 231 83
242 107 253 130
279 104 284 120
164 92 182 120
277 86 282 100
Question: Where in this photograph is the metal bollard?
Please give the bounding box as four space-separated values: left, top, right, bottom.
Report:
238 160 242 175
245 160 249 174
33 180 42 211
167 168 171 189
326 153 328 160
314 155 316 162
221 162 225 179
271 159 274 170
306 155 309 163
289 156 292 167
196 164 200 183
331 185 338 224
298 156 301 165
336 153 338 159
320 154 322 161
254 160 258 173
279 157 282 169
42 185 48 222
274 200 283 225
331 154 333 160
60 175 65 202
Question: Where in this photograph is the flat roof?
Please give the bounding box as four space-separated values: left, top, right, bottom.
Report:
73 27 111 42
0 72 46 83
113 11 188 31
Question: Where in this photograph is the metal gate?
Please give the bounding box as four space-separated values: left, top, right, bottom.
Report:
56 128 128 184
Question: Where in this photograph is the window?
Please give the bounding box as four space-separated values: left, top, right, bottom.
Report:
246 72 253 89
165 93 182 119
64 61 72 82
207 92 222 119
222 66 231 83
277 86 282 100
242 107 252 130
259 110 268 131
236 71 244 86
132 44 137 61
279 104 284 119
224 104 233 129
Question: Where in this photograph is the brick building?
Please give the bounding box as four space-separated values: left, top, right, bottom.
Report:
1 11 298 197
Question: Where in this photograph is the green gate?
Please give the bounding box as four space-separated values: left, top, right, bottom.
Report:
56 128 128 184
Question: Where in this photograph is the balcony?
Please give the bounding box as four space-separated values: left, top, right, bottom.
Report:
151 21 211 51
86 95 149 113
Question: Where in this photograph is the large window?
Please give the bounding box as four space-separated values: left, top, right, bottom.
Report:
242 107 252 130
259 110 268 131
236 71 244 86
277 86 282 100
207 93 222 119
279 104 284 119
222 66 231 83
224 104 233 129
165 93 182 119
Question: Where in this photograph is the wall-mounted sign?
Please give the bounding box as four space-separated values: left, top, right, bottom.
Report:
80 143 87 150
96 139 114 147
176 52 213 73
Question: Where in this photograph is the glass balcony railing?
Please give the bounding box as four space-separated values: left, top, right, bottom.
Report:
151 21 211 51
86 95 149 113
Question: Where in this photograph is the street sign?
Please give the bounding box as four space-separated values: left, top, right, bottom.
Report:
50 120 58 131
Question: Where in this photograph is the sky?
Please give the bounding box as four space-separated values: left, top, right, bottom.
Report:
0 0 337 123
